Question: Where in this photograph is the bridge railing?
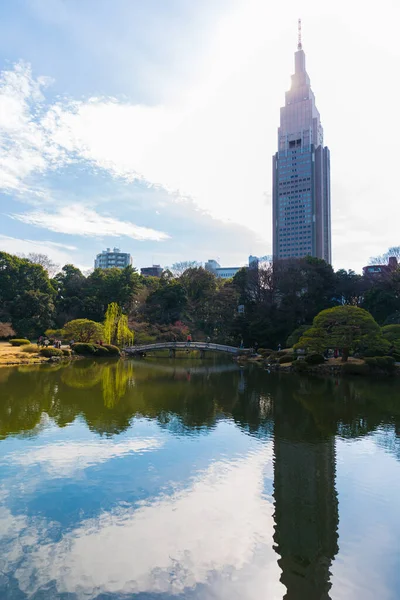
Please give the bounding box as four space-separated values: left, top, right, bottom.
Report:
124 341 253 355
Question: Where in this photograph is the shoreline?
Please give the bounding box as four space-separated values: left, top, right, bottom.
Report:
235 354 400 377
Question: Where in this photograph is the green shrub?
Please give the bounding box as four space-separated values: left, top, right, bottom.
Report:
39 347 63 358
62 348 72 357
364 356 396 373
94 345 110 356
293 359 308 372
20 344 39 353
71 343 96 355
71 343 110 357
102 344 120 356
305 353 325 365
342 362 369 376
9 339 30 346
276 350 287 357
279 354 295 364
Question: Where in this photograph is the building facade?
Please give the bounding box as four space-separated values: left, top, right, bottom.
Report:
140 265 163 277
94 248 132 269
363 256 398 277
272 23 331 263
204 260 241 279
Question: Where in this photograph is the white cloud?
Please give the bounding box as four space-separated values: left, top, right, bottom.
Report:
7 437 163 477
1 0 400 270
11 205 170 241
0 61 69 192
6 445 283 599
0 234 76 265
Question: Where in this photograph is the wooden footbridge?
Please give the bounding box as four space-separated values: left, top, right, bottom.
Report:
124 341 252 358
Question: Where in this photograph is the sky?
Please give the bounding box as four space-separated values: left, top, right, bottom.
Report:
0 0 399 273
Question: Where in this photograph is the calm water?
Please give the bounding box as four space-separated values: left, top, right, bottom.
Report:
0 359 400 599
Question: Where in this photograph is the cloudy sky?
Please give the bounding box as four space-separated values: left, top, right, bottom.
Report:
0 0 399 272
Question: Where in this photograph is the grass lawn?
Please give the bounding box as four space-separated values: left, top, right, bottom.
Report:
0 342 46 367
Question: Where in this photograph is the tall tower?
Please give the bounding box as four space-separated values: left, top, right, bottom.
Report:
272 20 332 263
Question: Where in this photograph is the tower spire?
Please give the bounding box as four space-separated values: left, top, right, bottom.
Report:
297 18 302 50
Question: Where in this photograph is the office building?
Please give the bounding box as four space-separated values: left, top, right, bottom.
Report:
204 260 241 279
141 265 163 277
272 21 332 263
94 248 132 269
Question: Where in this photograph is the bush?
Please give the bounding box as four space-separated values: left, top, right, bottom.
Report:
364 356 396 373
342 362 370 376
71 343 111 357
39 347 63 358
276 350 287 357
21 344 39 353
102 344 121 356
94 345 110 356
305 353 325 365
9 339 30 346
71 343 96 355
293 359 308 372
279 354 295 364
62 348 72 357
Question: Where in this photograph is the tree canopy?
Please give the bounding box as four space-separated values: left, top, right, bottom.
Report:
296 306 384 361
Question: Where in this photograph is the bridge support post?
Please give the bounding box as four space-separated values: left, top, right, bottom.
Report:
200 349 205 359
169 348 176 358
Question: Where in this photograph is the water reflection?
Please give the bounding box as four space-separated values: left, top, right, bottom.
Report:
0 361 400 598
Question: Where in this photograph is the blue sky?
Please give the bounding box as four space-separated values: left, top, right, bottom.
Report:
0 0 399 272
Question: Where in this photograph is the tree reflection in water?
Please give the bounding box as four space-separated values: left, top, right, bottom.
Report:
1 361 400 598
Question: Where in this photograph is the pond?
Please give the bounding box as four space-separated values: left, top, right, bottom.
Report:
0 358 400 599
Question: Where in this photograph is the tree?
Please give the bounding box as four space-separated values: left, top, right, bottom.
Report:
369 246 400 265
286 325 312 348
10 291 55 339
145 280 187 324
63 319 104 343
169 261 202 277
0 322 15 339
296 306 383 362
333 269 366 306
362 271 400 324
104 303 134 347
24 253 59 277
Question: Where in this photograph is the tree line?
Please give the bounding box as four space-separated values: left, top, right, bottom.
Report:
0 250 399 347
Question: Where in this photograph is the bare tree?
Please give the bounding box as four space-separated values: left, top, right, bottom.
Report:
23 253 60 277
169 261 202 277
369 246 400 265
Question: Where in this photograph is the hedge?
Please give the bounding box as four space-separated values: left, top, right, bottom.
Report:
9 339 30 346
102 344 121 356
40 347 63 358
305 353 325 365
342 362 370 376
71 343 116 357
279 354 295 364
364 356 396 373
62 348 72 357
293 360 308 372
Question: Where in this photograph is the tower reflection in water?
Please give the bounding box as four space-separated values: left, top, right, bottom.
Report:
272 383 339 600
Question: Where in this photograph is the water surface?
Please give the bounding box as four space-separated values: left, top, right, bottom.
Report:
0 358 400 599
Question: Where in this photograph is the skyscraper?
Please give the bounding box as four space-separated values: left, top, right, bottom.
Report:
272 21 331 263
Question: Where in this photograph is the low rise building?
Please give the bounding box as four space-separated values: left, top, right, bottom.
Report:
204 260 241 279
141 265 163 277
363 256 398 277
94 248 132 269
